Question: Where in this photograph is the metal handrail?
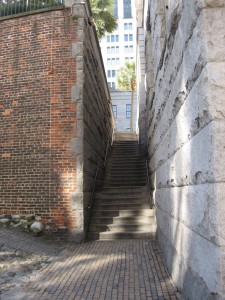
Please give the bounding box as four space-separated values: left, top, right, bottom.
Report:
146 159 153 208
88 126 115 210
104 139 110 167
88 161 99 209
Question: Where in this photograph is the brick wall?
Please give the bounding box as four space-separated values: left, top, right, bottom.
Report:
0 2 114 240
0 9 78 238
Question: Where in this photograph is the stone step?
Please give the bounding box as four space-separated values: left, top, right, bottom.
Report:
94 194 147 200
95 186 148 193
103 182 146 187
89 216 155 225
89 223 155 233
104 175 146 180
88 231 155 241
108 161 146 165
91 209 154 218
92 203 149 210
93 197 147 204
105 173 146 178
104 174 146 180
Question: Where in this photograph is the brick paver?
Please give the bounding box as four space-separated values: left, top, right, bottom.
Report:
0 232 182 300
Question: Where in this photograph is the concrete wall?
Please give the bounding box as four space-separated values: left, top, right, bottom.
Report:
0 0 114 240
111 90 137 132
144 0 225 298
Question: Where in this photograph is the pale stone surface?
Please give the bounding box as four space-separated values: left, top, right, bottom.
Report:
30 222 44 234
144 0 225 298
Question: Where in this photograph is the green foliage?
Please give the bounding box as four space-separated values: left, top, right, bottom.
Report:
116 61 136 91
90 0 118 39
0 0 63 18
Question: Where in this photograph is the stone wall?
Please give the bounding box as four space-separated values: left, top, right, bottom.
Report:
145 0 225 298
61 0 115 241
0 1 114 240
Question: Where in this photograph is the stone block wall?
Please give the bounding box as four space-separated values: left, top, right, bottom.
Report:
0 1 114 240
145 0 225 298
70 0 115 238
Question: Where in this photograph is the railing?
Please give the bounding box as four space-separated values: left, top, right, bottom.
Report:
0 0 64 18
88 138 112 210
88 161 99 210
146 159 153 209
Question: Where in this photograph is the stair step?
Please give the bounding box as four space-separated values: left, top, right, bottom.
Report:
95 186 148 193
89 223 155 232
91 209 154 218
104 176 146 181
90 215 154 223
93 198 147 204
92 203 149 210
89 216 155 225
104 182 146 187
88 231 155 241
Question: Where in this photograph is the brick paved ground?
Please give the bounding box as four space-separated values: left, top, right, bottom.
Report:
0 229 182 300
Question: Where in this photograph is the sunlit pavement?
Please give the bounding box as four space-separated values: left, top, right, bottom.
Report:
0 229 182 300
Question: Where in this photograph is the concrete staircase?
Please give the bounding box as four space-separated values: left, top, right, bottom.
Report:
87 132 156 240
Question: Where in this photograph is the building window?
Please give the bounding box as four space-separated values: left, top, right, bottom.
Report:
107 47 110 54
116 58 120 65
124 23 132 30
108 82 111 88
107 35 119 42
126 104 131 118
123 0 132 18
112 70 116 77
112 105 117 118
126 128 130 132
107 59 110 65
125 45 133 53
107 70 111 77
124 34 133 41
114 0 118 18
116 46 119 53
112 82 116 89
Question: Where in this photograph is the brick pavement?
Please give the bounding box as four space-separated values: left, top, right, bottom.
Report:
0 229 182 300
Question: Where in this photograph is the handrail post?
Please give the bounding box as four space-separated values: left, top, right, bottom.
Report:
146 159 153 209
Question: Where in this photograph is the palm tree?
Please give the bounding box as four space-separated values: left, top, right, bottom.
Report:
116 61 136 131
90 0 118 39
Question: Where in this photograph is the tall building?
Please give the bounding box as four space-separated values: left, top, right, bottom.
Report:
100 0 137 90
100 0 138 132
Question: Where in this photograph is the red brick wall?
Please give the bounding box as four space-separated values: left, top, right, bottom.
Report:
0 10 78 237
